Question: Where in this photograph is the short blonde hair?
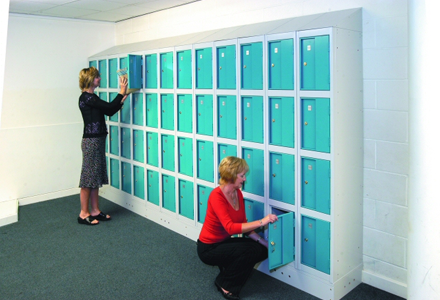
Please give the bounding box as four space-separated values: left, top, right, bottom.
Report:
219 156 249 185
79 66 100 90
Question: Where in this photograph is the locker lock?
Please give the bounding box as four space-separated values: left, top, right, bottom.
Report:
200 202 203 205
270 241 276 253
245 117 247 120
305 181 308 184
243 65 247 68
304 238 309 242
272 119 275 123
220 115 222 118
271 63 275 67
198 68 200 70
304 122 308 126
272 173 276 177
304 62 307 66
179 111 182 114
219 66 222 70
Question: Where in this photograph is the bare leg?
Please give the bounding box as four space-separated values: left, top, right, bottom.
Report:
90 188 110 219
79 187 99 224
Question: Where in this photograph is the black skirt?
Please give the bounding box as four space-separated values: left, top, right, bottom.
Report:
79 137 108 189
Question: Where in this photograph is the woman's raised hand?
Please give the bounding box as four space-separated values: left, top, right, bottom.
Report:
119 76 128 95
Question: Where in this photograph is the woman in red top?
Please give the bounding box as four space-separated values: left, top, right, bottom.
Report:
197 156 278 300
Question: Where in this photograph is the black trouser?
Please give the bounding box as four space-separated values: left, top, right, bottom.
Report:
197 237 268 295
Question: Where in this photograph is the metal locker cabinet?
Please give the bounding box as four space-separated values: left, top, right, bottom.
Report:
244 198 264 222
241 96 264 143
197 185 213 223
241 42 263 90
121 127 131 159
161 134 175 171
179 179 194 220
177 94 193 133
196 94 213 136
301 215 330 274
121 162 131 194
133 165 145 200
98 59 107 88
218 143 237 164
110 158 119 189
269 97 295 148
197 140 214 182
146 131 158 167
128 54 142 90
160 52 173 89
109 92 119 122
217 95 237 139
268 39 294 90
132 93 144 126
147 169 159 206
145 54 157 89
177 50 192 89
146 93 158 128
162 174 176 212
301 157 331 214
109 125 119 155
268 210 295 270
178 137 193 176
195 47 212 89
120 96 131 124
301 98 330 153
269 152 295 205
300 35 330 91
89 60 97 68
108 58 118 88
99 92 108 121
217 45 236 89
161 93 174 130
133 129 144 163
241 147 264 196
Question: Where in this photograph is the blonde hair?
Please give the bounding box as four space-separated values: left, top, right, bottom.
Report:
219 156 249 185
79 66 100 90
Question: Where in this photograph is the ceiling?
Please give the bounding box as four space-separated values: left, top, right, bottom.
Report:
9 0 201 23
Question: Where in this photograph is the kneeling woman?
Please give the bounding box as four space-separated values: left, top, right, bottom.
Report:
197 156 278 300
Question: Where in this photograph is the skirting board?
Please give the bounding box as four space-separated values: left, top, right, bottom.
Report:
18 188 80 206
0 199 18 227
362 270 407 299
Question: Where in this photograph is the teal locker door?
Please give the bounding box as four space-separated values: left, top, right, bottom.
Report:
120 57 127 70
218 143 237 165
133 129 144 163
268 39 294 90
98 59 107 88
132 93 144 126
179 179 194 220
197 140 214 182
162 174 176 212
300 35 330 91
99 92 108 121
268 211 295 270
110 158 119 189
301 98 330 153
133 165 145 200
241 42 263 90
195 48 212 89
217 45 236 89
301 157 331 214
120 96 131 124
269 152 295 205
109 125 119 155
161 93 174 130
160 52 173 89
147 169 159 206
241 147 264 196
121 127 131 159
109 92 119 122
146 131 158 167
145 54 157 88
177 50 192 89
301 215 330 274
89 60 97 68
177 94 193 133
161 134 175 171
146 93 158 128
197 185 212 223
196 94 213 136
121 162 131 194
244 198 264 222
269 97 294 148
178 137 193 176
242 96 263 143
217 95 237 139
108 58 118 88
128 54 142 90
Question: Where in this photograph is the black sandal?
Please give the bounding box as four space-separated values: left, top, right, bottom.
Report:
77 216 98 225
91 212 111 221
215 281 240 300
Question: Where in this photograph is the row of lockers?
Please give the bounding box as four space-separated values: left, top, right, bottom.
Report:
101 91 330 153
108 158 330 274
90 35 330 91
107 138 330 215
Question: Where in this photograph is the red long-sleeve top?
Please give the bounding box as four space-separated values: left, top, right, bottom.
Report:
198 186 247 244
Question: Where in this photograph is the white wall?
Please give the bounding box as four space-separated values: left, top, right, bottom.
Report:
0 15 115 205
114 0 409 297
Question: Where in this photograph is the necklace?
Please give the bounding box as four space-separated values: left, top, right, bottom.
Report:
221 186 238 208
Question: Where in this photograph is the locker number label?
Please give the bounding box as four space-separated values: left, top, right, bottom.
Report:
222 101 225 106
221 53 225 57
274 48 278 53
247 154 251 159
308 165 313 170
275 104 279 109
247 102 251 108
307 45 312 51
200 55 203 59
308 105 312 111
276 159 280 164
246 50 250 55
